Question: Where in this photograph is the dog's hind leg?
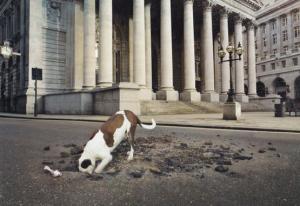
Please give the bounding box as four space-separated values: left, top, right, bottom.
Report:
94 154 113 174
127 125 136 161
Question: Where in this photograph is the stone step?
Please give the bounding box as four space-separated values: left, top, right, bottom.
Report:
141 101 223 115
141 100 271 115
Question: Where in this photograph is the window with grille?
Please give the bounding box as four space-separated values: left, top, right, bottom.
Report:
295 26 300 38
282 30 288 41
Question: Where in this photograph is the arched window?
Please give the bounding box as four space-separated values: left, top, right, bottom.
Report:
257 81 266 97
295 76 300 100
273 77 287 99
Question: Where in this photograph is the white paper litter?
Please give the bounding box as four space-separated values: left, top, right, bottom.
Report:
44 165 62 177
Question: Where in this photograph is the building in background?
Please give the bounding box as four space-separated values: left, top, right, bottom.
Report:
255 0 300 100
0 0 262 114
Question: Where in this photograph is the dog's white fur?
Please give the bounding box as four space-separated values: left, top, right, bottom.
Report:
78 111 156 174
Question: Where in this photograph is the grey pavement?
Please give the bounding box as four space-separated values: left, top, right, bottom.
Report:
0 118 300 206
0 111 299 132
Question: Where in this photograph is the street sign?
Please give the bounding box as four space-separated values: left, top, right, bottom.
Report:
32 68 43 80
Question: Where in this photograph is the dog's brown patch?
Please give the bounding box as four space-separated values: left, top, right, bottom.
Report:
124 110 139 126
100 114 124 147
124 110 139 145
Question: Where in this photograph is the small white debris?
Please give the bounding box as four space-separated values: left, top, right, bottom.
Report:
44 165 62 177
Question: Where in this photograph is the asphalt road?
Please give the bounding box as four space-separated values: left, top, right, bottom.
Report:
0 117 300 206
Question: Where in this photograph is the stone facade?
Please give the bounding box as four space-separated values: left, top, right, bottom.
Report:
255 0 300 100
0 0 262 114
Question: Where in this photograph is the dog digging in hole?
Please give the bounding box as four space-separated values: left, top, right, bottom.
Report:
78 110 156 175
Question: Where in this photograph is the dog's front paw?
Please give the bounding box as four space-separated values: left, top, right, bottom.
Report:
94 169 103 174
127 156 134 161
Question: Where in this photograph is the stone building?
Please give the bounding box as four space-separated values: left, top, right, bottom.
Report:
255 0 300 100
0 0 262 115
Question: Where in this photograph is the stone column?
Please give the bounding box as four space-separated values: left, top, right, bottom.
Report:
145 2 153 99
129 18 134 83
219 9 230 102
247 22 257 98
180 0 200 102
133 0 146 87
202 2 219 102
83 0 96 89
234 16 248 102
97 0 113 88
157 0 178 101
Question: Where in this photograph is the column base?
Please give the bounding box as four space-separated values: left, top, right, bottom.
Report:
219 93 229 103
156 89 179 101
202 92 219 102
82 86 95 90
139 87 153 101
223 102 241 120
97 82 113 88
180 90 201 102
235 93 249 103
248 94 258 99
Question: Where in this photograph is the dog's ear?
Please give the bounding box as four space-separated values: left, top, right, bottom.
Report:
81 159 92 169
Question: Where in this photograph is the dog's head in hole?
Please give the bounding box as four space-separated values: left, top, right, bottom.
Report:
78 110 156 175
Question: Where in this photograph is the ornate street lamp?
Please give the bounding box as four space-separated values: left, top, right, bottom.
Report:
218 42 243 102
0 41 21 60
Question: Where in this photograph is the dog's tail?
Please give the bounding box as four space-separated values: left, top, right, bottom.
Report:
138 118 156 130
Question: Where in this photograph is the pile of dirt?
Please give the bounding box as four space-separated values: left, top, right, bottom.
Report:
42 135 279 179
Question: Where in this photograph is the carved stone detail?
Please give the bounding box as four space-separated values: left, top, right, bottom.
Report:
46 0 61 23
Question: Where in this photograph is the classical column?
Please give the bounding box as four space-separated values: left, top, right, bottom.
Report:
157 0 178 101
145 2 153 96
129 18 134 83
97 0 113 87
133 0 146 87
247 22 257 98
201 2 219 102
219 9 230 102
83 0 96 89
180 0 200 102
234 16 248 102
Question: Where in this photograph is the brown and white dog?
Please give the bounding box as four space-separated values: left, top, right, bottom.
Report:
78 110 156 174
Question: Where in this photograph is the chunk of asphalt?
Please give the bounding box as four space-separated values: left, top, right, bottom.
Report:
215 165 229 173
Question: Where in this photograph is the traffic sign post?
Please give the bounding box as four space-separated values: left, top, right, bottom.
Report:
32 68 43 117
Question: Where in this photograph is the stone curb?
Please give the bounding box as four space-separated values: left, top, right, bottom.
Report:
0 114 299 134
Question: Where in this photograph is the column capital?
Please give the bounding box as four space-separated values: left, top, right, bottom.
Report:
246 21 256 30
233 15 244 25
202 0 217 10
219 7 230 18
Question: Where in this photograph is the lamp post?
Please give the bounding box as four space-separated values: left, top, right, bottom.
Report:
218 42 243 102
0 41 21 60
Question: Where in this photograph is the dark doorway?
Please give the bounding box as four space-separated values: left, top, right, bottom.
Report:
257 81 266 97
295 76 300 100
273 77 287 100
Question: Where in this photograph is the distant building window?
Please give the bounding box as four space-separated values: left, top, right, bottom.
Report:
282 60 286 68
262 65 266 72
271 20 277 30
263 38 267 47
293 58 298 66
255 40 257 49
295 26 300 38
262 24 266 33
282 30 288 41
293 10 300 22
272 34 277 44
281 16 287 26
256 54 258 61
283 46 289 53
273 49 277 55
296 42 300 49
271 63 276 70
